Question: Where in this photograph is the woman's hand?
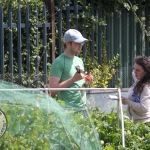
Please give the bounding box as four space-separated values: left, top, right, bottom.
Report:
121 96 127 105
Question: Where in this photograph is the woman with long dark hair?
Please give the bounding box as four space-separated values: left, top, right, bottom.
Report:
122 56 150 124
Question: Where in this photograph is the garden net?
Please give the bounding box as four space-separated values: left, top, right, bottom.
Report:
0 80 101 150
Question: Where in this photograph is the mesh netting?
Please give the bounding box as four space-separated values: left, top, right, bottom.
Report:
0 73 49 88
0 66 134 89
119 66 134 88
0 80 101 150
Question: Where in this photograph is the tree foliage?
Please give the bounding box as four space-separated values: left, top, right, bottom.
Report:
2 0 150 88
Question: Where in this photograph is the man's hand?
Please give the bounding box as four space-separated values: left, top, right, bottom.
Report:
72 72 85 82
85 72 93 81
85 72 93 87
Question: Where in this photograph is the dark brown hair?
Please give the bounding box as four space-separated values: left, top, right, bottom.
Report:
133 56 150 94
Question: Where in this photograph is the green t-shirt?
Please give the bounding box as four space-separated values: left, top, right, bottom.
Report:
50 53 86 110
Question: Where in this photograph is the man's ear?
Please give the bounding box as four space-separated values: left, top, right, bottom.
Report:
66 42 72 47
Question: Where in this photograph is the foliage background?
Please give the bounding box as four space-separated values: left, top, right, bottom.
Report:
1 0 150 150
1 0 150 87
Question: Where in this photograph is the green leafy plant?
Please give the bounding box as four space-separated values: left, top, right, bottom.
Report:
1 88 150 149
90 107 150 150
81 36 120 88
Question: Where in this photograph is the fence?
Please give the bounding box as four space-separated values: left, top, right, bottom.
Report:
0 4 50 85
56 1 150 88
56 1 150 64
0 2 148 88
0 66 134 89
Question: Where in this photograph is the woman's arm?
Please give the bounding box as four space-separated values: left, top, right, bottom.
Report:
126 86 150 113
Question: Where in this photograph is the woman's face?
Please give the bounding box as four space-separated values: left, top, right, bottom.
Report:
133 63 147 80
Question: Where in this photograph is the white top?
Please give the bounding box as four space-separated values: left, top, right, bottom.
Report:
126 82 150 123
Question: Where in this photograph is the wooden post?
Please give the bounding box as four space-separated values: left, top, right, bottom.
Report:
46 0 55 62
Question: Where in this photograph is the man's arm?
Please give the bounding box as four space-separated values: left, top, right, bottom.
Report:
49 72 85 96
49 76 74 96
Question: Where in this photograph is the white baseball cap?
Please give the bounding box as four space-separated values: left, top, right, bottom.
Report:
64 29 88 43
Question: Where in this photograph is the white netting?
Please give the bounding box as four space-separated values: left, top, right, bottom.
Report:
0 80 125 149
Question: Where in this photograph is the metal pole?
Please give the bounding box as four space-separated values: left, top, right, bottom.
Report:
118 88 125 147
46 0 55 62
0 88 118 91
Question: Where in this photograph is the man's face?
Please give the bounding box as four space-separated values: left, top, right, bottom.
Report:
133 63 147 80
68 42 85 54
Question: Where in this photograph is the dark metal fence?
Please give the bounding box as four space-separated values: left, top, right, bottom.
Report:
0 4 50 85
57 2 150 64
1 2 150 88
56 1 150 87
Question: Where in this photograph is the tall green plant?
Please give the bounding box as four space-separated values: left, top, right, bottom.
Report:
81 36 120 88
90 107 150 150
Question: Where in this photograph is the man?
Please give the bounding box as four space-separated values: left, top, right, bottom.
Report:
49 29 93 111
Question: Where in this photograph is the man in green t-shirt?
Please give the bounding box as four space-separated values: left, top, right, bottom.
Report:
49 29 93 111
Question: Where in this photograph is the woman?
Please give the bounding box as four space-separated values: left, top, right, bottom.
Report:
122 56 150 124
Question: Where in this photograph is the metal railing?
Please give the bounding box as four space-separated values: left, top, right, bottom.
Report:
0 4 50 82
0 66 135 88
